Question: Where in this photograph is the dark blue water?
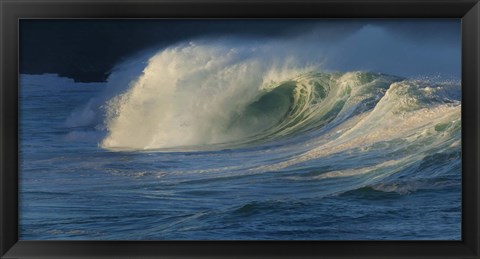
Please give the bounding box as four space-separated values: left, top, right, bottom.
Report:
19 73 461 240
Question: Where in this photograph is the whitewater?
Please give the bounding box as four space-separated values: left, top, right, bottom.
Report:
19 40 461 240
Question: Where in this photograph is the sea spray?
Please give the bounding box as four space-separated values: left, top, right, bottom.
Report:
94 40 460 152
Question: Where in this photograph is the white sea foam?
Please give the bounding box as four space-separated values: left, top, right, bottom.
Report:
100 42 317 150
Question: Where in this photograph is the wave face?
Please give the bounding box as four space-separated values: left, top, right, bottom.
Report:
96 42 460 154
64 39 461 207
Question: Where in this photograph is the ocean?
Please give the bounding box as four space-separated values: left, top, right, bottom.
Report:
19 42 461 240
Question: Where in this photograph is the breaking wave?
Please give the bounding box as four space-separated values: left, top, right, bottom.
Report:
64 40 460 159
82 42 459 154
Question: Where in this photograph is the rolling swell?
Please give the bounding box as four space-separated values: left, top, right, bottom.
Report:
67 41 461 198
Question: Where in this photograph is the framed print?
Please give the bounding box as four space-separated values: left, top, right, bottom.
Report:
1 0 479 258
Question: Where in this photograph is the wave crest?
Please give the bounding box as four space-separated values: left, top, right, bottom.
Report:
73 41 461 152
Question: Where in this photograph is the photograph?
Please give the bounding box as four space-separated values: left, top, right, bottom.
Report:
18 19 462 241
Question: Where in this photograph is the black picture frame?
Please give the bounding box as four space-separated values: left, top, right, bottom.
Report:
1 0 479 258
